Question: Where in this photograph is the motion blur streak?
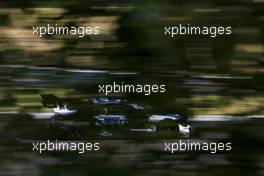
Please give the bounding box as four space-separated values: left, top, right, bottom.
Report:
0 1 263 176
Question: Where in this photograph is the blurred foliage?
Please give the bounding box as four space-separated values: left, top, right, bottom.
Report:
0 0 263 116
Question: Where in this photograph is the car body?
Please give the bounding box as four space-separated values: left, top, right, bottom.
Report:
41 94 190 138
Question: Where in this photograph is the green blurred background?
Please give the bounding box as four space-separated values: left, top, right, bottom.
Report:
0 0 264 117
0 1 264 176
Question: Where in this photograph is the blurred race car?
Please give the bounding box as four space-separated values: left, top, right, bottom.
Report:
41 94 190 138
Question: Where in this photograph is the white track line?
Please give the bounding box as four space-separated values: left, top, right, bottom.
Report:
0 64 139 75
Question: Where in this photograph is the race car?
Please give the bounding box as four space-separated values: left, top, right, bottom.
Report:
41 94 190 138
